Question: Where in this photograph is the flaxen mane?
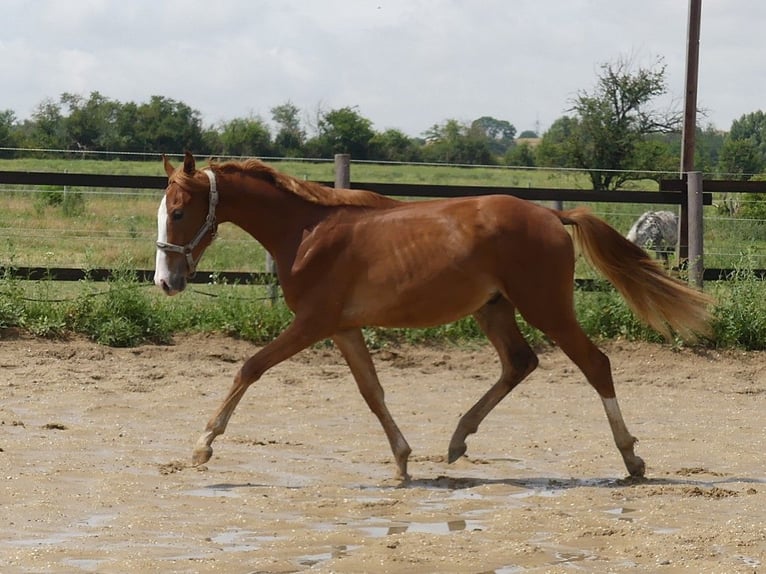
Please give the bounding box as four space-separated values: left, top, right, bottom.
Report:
210 159 401 209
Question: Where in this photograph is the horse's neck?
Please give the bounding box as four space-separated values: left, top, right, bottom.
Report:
218 178 326 261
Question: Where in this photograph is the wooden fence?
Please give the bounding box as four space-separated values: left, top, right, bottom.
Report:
3 155 765 286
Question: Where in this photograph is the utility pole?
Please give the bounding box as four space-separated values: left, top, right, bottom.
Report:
678 0 702 264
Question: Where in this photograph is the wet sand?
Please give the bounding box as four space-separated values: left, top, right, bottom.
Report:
1 334 764 572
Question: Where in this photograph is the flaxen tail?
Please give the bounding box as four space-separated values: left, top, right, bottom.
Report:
556 207 713 341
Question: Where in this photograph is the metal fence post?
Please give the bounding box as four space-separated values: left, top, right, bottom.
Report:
687 171 704 288
265 252 278 304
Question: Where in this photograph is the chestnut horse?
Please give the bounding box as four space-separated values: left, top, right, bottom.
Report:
155 152 712 480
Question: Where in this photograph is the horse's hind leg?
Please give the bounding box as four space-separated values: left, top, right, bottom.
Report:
332 328 412 481
448 297 538 463
529 312 645 478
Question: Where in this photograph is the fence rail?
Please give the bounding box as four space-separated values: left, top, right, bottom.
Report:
0 170 714 204
2 266 762 286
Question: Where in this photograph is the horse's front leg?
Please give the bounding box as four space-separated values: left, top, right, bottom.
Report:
332 329 412 481
192 320 326 466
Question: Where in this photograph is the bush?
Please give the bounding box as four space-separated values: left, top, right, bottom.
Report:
32 187 86 217
62 190 86 217
201 290 293 343
68 271 173 346
574 290 661 342
710 263 766 350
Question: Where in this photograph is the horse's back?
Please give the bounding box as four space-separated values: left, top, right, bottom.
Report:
317 194 575 328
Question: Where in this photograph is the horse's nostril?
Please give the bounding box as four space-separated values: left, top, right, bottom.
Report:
161 279 171 294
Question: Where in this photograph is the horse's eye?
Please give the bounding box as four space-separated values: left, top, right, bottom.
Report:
172 209 184 221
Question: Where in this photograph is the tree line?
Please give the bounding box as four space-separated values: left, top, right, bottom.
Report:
1 56 765 190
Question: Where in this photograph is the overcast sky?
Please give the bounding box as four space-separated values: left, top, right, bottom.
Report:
1 0 762 137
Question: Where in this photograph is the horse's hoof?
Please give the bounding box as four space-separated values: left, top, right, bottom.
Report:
447 443 467 464
627 456 646 478
192 446 213 466
395 470 412 483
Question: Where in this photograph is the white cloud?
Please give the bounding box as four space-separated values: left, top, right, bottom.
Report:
1 0 762 135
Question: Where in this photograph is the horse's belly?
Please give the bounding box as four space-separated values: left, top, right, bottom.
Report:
341 276 496 328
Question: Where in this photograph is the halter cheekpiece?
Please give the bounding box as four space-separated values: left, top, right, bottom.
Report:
156 169 219 277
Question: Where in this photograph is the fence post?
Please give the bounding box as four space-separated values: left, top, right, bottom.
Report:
335 154 351 188
687 171 704 288
265 252 278 304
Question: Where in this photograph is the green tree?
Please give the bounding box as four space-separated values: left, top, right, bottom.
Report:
26 99 67 150
536 116 580 168
201 126 223 156
504 141 536 167
718 111 766 176
421 119 494 164
219 116 273 157
738 173 766 220
132 95 205 153
369 128 421 161
306 106 375 159
470 116 516 155
0 110 19 157
718 138 761 179
112 101 142 151
61 91 122 151
271 101 305 156
544 56 681 189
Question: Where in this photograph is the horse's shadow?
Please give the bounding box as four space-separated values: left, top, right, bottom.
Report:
197 473 764 494
407 473 765 491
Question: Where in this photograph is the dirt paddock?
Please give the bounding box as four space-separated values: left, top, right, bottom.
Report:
1 333 764 573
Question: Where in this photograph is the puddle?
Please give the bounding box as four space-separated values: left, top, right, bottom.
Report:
62 558 106 572
297 545 357 566
184 486 240 498
553 550 593 564
448 489 485 501
736 554 761 568
485 546 597 573
358 518 484 537
210 528 279 552
78 513 118 527
13 532 85 547
652 526 681 535
604 506 637 522
509 488 562 499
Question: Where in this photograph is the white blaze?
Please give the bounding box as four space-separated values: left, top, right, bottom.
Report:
154 196 170 288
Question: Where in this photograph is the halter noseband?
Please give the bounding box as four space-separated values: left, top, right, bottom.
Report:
156 169 219 277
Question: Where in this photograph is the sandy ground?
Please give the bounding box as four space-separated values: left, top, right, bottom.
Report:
0 332 764 573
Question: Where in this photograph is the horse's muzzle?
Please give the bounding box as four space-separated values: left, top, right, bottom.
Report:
156 274 187 296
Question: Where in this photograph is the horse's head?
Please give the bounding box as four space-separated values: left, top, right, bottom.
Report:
154 152 219 295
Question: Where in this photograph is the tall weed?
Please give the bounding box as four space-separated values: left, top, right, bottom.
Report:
574 289 662 343
68 270 173 346
710 260 766 350
190 286 293 343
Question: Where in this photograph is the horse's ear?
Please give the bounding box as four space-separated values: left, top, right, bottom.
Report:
183 151 196 175
162 154 175 177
